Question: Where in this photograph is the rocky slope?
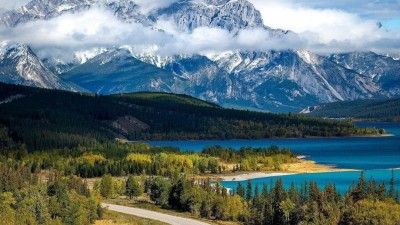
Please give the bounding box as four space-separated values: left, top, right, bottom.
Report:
61 48 184 94
0 0 152 27
155 0 271 33
0 41 81 91
329 52 400 95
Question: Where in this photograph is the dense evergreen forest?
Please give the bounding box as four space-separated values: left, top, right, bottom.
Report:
0 83 382 151
141 171 400 225
305 97 400 121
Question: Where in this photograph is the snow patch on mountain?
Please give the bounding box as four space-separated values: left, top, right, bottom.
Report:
0 94 25 105
75 48 108 64
154 0 277 34
0 40 82 91
0 0 153 27
296 50 320 65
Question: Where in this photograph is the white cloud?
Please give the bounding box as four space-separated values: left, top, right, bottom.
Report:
248 0 400 54
1 1 399 60
151 19 305 55
0 7 302 58
0 0 30 15
0 7 173 59
250 0 383 43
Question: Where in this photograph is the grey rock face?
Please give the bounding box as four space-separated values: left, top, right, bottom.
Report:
0 0 153 27
154 0 280 34
61 48 183 94
329 52 400 95
0 41 81 91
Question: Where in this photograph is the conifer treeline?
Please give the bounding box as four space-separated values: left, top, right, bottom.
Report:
97 171 400 225
0 163 102 225
0 83 381 151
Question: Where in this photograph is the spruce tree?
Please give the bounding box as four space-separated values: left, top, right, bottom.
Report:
237 182 245 198
389 169 395 199
246 180 253 201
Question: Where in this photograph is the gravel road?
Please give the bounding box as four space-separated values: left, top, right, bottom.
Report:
102 203 210 225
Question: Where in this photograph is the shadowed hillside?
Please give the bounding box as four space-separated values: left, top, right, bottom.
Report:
0 83 380 151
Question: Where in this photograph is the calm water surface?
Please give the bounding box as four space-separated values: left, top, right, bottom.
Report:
149 122 400 193
221 170 400 194
150 123 400 170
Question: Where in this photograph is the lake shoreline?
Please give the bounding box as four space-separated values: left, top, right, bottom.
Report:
216 159 358 181
145 133 394 145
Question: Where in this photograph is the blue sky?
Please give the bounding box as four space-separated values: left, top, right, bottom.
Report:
289 0 400 17
294 0 400 31
382 19 400 31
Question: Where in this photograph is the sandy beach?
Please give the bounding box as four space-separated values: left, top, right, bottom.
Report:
281 159 357 173
217 159 357 181
219 172 296 181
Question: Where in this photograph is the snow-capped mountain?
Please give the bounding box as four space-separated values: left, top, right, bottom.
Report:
43 48 109 75
0 0 152 27
0 41 82 91
160 54 234 104
61 48 184 94
217 50 383 100
154 0 277 34
329 52 400 95
0 0 399 112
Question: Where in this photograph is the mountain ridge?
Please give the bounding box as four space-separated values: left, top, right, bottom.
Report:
0 0 399 112
0 41 83 91
301 97 400 121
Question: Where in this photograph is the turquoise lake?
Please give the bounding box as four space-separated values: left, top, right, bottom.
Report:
221 170 400 194
149 122 400 193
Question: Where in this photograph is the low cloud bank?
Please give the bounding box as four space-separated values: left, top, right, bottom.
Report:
0 3 399 61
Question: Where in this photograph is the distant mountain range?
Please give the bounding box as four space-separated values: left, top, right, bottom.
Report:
1 0 400 112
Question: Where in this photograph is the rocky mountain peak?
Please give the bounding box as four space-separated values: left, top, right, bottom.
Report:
0 40 81 91
154 0 265 33
0 0 152 27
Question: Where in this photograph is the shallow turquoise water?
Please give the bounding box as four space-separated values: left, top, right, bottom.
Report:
150 122 400 193
221 169 400 195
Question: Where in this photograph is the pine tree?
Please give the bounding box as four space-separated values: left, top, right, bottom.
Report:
288 182 300 204
272 178 287 225
215 182 221 195
253 184 260 205
237 182 245 198
352 171 367 202
309 181 320 203
377 182 387 201
246 180 253 201
389 169 395 199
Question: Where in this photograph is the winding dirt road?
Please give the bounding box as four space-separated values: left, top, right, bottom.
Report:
102 203 210 225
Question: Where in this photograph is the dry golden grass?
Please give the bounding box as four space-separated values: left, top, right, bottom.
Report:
95 210 168 225
282 160 356 173
102 199 241 225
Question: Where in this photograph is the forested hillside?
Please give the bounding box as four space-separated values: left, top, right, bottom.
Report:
0 83 380 151
304 98 400 121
